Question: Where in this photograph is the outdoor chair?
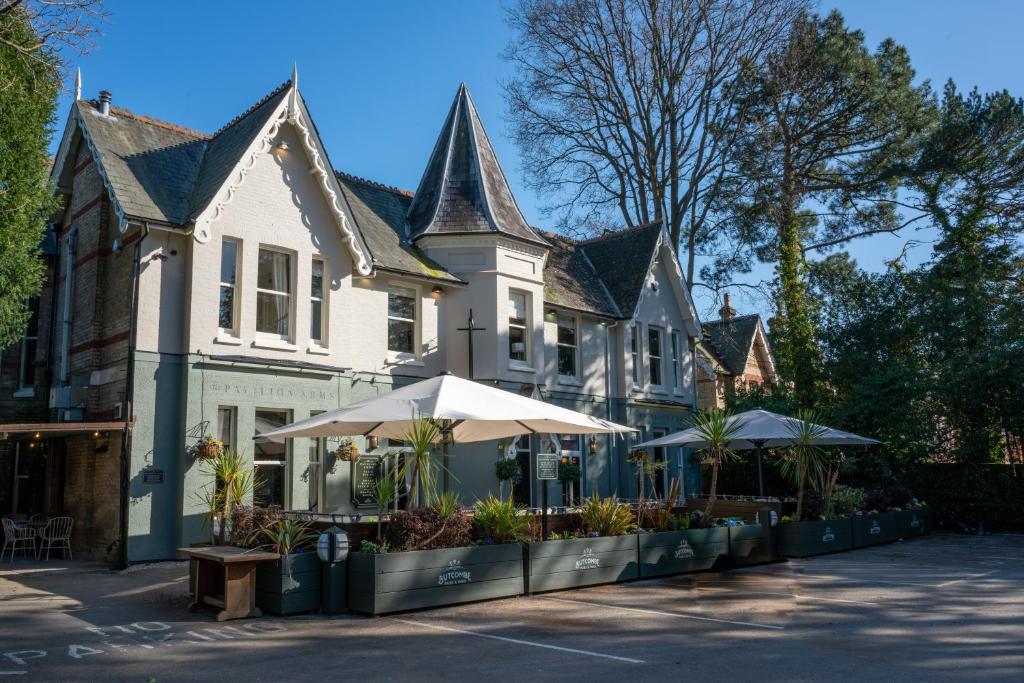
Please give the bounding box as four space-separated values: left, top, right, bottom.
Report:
37 516 73 561
1 518 36 562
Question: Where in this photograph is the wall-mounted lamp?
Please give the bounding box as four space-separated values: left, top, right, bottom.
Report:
276 140 290 153
431 286 444 299
589 435 598 455
34 432 41 440
368 435 379 450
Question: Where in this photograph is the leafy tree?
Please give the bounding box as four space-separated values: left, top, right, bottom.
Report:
0 7 59 346
723 11 931 405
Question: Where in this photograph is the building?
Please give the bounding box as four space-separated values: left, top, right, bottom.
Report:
696 294 777 410
0 74 703 562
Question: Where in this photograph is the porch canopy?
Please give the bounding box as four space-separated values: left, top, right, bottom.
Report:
633 409 880 497
257 372 635 443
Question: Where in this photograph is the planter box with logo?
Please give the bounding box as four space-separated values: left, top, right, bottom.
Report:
526 535 639 593
894 509 931 539
255 552 321 615
851 512 897 547
728 524 771 566
638 528 728 579
778 519 854 557
348 543 523 615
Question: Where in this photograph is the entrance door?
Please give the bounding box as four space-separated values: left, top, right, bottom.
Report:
652 429 667 499
511 435 532 507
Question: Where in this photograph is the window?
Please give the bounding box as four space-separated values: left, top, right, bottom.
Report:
254 409 290 508
219 239 239 333
310 259 326 344
630 324 640 385
671 331 681 390
556 314 578 377
17 298 40 392
308 410 325 512
509 291 530 363
387 285 417 354
216 406 236 452
648 327 663 387
256 248 292 338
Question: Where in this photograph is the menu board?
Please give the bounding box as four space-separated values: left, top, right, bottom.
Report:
536 453 559 480
351 456 383 509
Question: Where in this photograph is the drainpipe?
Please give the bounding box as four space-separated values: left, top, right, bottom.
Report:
117 224 146 568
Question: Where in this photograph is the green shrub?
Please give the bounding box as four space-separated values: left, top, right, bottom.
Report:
831 485 866 517
579 493 633 536
473 494 532 544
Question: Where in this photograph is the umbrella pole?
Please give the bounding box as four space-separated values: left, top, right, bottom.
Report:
756 441 765 498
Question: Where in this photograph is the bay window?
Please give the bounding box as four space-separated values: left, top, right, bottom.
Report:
256 247 292 338
649 326 663 387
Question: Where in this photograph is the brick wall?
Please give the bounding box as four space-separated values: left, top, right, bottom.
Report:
61 433 121 561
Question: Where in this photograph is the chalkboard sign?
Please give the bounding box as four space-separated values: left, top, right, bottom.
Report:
536 453 558 480
351 456 383 509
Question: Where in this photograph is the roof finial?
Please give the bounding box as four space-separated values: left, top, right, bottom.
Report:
287 62 299 119
74 68 82 101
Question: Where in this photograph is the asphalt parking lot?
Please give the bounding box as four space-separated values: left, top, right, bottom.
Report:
1 533 1021 682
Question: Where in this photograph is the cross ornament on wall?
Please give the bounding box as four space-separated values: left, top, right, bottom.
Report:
456 309 487 380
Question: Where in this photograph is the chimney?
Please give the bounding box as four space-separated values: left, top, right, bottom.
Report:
98 90 112 116
719 293 736 323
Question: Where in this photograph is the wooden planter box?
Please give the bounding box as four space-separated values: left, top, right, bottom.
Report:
894 509 931 539
526 535 638 594
851 512 897 547
254 552 321 615
348 543 523 616
728 524 771 566
638 528 728 578
778 519 854 557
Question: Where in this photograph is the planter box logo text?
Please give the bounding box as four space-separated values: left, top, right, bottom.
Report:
575 547 601 570
910 515 920 528
674 540 695 559
822 526 835 543
437 560 472 586
869 521 881 535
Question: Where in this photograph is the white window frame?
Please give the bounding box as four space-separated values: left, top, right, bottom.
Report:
508 289 532 367
216 406 237 452
254 407 292 509
255 246 295 342
15 298 39 397
630 323 641 388
218 238 241 337
387 283 420 359
648 326 664 389
671 330 681 392
555 314 579 380
309 257 327 349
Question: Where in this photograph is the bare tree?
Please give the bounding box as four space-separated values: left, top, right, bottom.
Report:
504 0 804 287
0 0 104 72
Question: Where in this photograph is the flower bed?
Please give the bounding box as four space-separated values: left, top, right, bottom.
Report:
777 518 854 557
255 551 321 615
525 534 639 594
851 511 897 547
348 543 524 615
637 527 728 578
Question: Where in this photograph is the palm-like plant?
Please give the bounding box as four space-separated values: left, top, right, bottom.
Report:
202 449 258 545
371 476 396 541
398 417 441 507
689 409 745 519
248 518 317 556
782 409 829 521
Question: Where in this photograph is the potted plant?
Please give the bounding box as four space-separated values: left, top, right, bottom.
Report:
348 493 524 615
781 410 829 523
689 409 744 518
494 458 521 499
894 499 931 538
557 460 581 506
249 518 321 615
188 434 223 460
335 439 359 462
638 479 729 578
525 493 639 594
777 484 859 557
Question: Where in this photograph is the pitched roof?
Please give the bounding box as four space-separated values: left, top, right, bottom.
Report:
335 173 463 284
187 82 290 219
541 233 621 318
577 222 664 317
406 84 547 246
702 314 761 375
76 100 208 224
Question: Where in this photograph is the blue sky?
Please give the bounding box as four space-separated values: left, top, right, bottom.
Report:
56 1 1024 320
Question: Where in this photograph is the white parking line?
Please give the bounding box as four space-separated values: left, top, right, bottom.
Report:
393 618 645 664
538 596 785 630
935 570 999 587
694 587 880 607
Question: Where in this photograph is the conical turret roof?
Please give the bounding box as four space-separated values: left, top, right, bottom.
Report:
406 84 547 246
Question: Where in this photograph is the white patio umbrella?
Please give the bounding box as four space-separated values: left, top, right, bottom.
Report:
257 372 635 442
633 409 880 497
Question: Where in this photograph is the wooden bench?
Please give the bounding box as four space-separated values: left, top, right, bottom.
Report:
179 546 279 621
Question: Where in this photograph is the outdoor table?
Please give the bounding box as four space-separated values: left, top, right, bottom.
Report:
178 546 279 621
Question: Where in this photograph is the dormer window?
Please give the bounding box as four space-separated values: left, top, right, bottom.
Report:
256 247 293 339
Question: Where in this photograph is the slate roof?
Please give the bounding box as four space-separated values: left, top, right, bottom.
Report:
576 222 664 317
406 84 548 247
335 173 463 284
702 314 761 375
77 100 208 224
541 233 621 318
